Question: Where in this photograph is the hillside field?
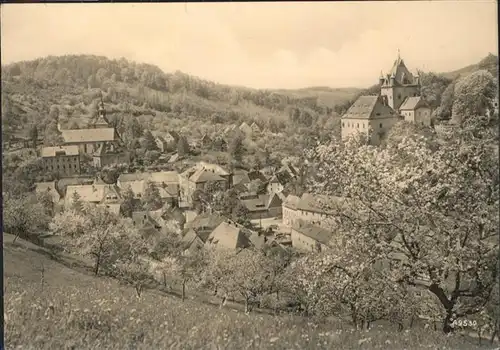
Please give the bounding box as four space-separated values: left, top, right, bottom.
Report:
3 233 497 350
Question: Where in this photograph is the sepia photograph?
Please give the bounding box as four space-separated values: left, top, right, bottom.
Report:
1 1 499 349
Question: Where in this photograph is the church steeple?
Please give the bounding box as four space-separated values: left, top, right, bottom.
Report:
94 91 109 129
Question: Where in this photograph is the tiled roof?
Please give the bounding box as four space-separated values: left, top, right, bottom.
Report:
292 221 333 245
190 169 226 183
118 173 150 182
65 184 109 204
62 128 116 143
56 177 94 196
296 193 346 214
241 196 268 212
118 180 146 197
247 170 268 182
232 169 251 185
41 145 79 157
342 95 398 120
399 96 429 111
158 184 179 198
150 171 179 184
283 195 300 210
206 222 250 250
186 212 225 231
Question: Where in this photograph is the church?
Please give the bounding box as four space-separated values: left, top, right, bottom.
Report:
341 52 432 145
58 95 130 168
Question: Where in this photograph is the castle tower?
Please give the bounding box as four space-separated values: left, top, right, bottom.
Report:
379 51 421 110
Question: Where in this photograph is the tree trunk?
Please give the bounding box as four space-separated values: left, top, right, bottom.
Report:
94 255 101 276
162 272 167 288
135 284 142 298
220 294 227 309
213 285 218 296
410 316 415 328
442 308 454 334
244 296 249 314
181 279 186 302
490 320 498 344
478 326 482 346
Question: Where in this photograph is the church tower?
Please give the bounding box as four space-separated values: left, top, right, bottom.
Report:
93 93 110 129
379 51 421 110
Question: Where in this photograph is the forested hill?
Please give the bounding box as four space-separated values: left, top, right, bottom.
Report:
0 55 359 144
1 53 497 145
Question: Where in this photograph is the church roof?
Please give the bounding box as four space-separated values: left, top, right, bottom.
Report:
62 128 117 143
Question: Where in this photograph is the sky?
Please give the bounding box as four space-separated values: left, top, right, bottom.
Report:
1 2 498 89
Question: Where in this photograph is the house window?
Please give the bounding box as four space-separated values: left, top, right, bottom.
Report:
357 123 359 128
342 122 344 127
379 123 383 128
398 94 402 100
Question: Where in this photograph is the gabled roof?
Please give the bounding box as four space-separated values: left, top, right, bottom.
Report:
118 173 150 182
41 145 79 157
342 95 399 120
247 170 268 182
117 179 147 196
56 177 94 196
185 212 225 232
292 221 334 245
399 96 430 111
206 222 251 250
65 184 114 204
239 122 252 134
62 128 117 143
296 193 347 214
250 122 261 132
190 169 226 183
232 169 251 186
150 171 179 184
283 195 300 210
241 196 269 212
158 184 179 198
267 192 283 209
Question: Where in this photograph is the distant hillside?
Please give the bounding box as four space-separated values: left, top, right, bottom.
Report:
441 53 498 81
272 87 362 109
0 55 353 146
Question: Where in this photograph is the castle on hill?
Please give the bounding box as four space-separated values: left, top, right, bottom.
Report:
341 52 432 145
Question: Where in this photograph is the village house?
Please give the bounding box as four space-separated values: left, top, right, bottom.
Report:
399 96 433 126
205 221 265 251
92 143 130 168
232 169 251 186
282 195 300 227
155 131 179 153
290 220 334 253
212 136 228 152
247 169 268 183
239 122 253 137
34 180 63 214
180 212 227 251
117 171 180 206
250 122 261 134
239 192 284 220
65 183 122 215
41 145 81 177
282 193 346 230
199 133 213 149
266 173 287 194
132 211 164 243
179 162 232 206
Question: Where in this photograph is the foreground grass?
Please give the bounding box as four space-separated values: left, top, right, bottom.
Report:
4 234 496 350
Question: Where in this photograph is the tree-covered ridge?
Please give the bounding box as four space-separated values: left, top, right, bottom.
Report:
1 54 353 155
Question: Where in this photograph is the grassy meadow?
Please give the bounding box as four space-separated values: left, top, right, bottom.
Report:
4 233 497 350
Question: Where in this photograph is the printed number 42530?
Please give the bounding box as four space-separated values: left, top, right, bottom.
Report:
451 319 477 328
